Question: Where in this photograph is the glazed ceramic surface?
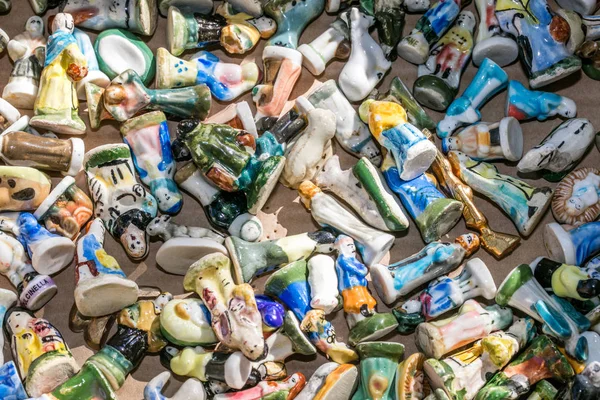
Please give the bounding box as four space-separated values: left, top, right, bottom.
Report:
72 28 110 101
213 373 306 400
531 256 600 301
472 0 518 66
264 0 324 49
307 254 339 315
0 166 50 212
298 12 350 75
544 221 600 266
296 362 358 400
506 80 577 122
352 342 405 400
159 298 217 346
552 167 600 226
144 371 207 400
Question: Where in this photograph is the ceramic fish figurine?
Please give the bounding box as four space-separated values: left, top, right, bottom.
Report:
72 28 110 101
414 11 476 111
552 168 600 226
0 166 50 212
213 373 306 400
544 221 600 266
158 0 214 16
518 118 595 181
531 256 600 301
307 255 339 314
298 12 350 75
2 16 46 110
352 342 405 400
505 80 577 121
144 371 207 400
472 0 518 66
296 362 358 400
159 297 217 347
449 151 553 236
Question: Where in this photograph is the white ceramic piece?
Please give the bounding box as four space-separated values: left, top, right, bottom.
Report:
308 254 339 314
472 0 518 66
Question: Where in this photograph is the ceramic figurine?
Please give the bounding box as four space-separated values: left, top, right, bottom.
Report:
496 264 590 362
339 8 391 102
33 176 93 240
544 221 600 266
527 380 558 400
84 143 158 260
256 295 286 331
0 28 7 53
83 83 115 131
306 80 382 165
0 289 16 364
367 0 406 60
552 168 600 226
147 215 224 244
506 80 577 122
395 353 427 400
441 117 524 161
577 40 600 81
352 342 405 400
2 16 46 110
0 99 21 134
156 48 259 102
296 362 358 400
144 371 207 400
0 361 27 400
298 12 350 75
415 299 513 359
518 119 595 181
473 0 518 66
214 373 306 400
0 166 50 212
449 151 553 236
184 253 265 361
72 28 110 101
531 256 600 301
159 298 217 346
158 0 213 16
30 13 88 135
308 255 339 314
204 101 257 137
264 0 324 49
556 364 600 400
414 11 476 111
437 58 509 138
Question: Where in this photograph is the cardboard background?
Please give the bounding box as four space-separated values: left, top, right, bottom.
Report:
0 1 599 398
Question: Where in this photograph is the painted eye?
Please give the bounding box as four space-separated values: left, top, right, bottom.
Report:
7 179 15 188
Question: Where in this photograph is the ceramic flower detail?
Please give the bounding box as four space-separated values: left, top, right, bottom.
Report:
352 342 405 400
0 166 50 212
296 362 358 400
552 168 600 226
144 371 207 400
472 0 518 66
544 221 600 266
506 80 577 121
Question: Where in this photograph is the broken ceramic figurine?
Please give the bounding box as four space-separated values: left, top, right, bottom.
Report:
352 342 405 400
2 16 46 110
544 221 600 266
531 256 600 301
414 11 476 111
144 371 207 400
204 100 257 136
396 353 428 400
308 255 339 315
0 166 50 212
214 373 306 400
296 362 358 400
256 295 286 331
473 0 518 66
159 298 217 346
72 28 110 101
298 12 350 75
552 167 600 226
506 80 577 122
84 143 158 260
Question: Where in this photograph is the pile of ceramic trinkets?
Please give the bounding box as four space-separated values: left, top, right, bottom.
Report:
0 0 597 399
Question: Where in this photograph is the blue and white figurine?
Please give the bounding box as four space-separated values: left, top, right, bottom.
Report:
0 361 26 400
545 221 600 266
144 371 206 400
506 80 577 122
72 28 109 100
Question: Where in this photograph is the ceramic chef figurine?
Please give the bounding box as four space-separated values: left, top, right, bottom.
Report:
544 221 600 266
371 234 479 305
296 362 358 400
298 12 350 75
72 28 109 101
473 0 518 66
144 372 207 400
214 373 306 400
437 58 509 138
159 298 217 347
307 255 339 314
552 168 600 226
2 16 46 109
339 8 391 102
449 151 553 236
414 11 476 111
156 48 259 102
0 166 50 212
352 342 405 400
442 117 524 161
84 143 158 260
315 155 409 232
30 13 88 135
506 80 577 122
518 118 595 181
531 256 600 301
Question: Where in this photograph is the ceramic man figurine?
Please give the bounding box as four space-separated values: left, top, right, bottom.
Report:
506 80 577 122
144 372 207 400
298 12 350 75
2 16 46 109
352 342 405 400
0 166 50 212
30 13 88 135
552 167 600 226
472 0 518 66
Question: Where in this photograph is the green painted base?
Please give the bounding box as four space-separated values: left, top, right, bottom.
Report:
413 75 456 112
392 308 424 334
529 56 582 89
416 198 464 243
348 312 399 346
247 155 285 214
583 62 600 80
49 362 117 400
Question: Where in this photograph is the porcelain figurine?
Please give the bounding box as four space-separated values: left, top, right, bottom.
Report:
352 342 405 400
159 298 217 346
414 11 476 111
84 143 158 260
2 16 46 110
545 221 600 266
147 215 223 244
472 0 518 66
496 264 590 361
395 353 427 400
315 155 409 232
0 28 6 53
528 380 558 400
296 362 358 400
144 372 206 400
442 117 524 161
449 151 553 236
506 80 577 122
158 0 213 16
0 166 50 212
368 0 406 60
72 28 109 101
0 361 26 400
204 101 257 136
518 118 595 181
298 12 350 75
556 365 600 400
552 168 600 226
84 83 116 131
214 373 306 400
306 80 382 164
531 256 600 301
264 0 324 48
156 48 259 102
307 255 339 314
339 8 391 101
256 295 286 331
437 58 509 138
0 289 16 363
30 13 88 135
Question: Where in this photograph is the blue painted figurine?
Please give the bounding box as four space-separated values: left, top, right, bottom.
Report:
506 80 577 121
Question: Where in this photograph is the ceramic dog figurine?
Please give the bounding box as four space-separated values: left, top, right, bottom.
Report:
72 28 110 101
0 166 50 212
506 80 577 122
472 0 518 66
147 215 223 243
298 12 350 75
307 255 339 315
144 371 206 400
544 221 600 266
552 168 600 226
352 342 405 400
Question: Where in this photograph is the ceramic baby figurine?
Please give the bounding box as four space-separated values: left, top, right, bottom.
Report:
339 8 391 102
72 29 109 101
552 168 600 226
307 255 339 314
30 13 88 135
472 0 518 66
352 342 405 400
214 373 306 400
84 143 158 260
531 256 600 301
414 11 476 111
441 117 524 161
144 372 206 400
449 151 553 236
0 166 50 212
159 298 217 347
506 80 577 122
544 221 600 266
296 362 358 400
518 118 595 181
298 12 350 75
371 234 479 305
156 48 259 102
2 16 46 110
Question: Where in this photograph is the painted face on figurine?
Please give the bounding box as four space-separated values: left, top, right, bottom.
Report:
26 16 43 36
52 13 75 34
566 197 586 216
335 235 357 257
0 172 49 211
456 9 476 30
227 286 266 358
154 292 173 314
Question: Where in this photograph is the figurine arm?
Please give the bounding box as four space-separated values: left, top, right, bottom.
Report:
64 42 88 81
7 39 27 61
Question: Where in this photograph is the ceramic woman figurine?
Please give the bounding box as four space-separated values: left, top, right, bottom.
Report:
442 117 524 161
339 8 391 102
414 11 476 111
72 29 109 101
2 16 46 110
298 12 350 75
84 143 158 260
214 373 306 400
473 0 518 66
531 256 600 301
544 221 600 266
370 234 479 305
30 13 88 136
0 167 50 212
552 168 600 226
144 372 206 400
156 48 259 102
307 255 339 314
506 80 577 122
296 362 358 400
160 298 217 348
352 342 405 400
449 151 553 236
517 118 595 181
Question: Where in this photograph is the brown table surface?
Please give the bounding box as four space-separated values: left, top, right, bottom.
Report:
1 1 599 398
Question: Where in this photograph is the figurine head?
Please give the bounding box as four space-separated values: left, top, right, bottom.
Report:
566 196 586 216
280 373 307 398
334 234 358 258
52 13 74 34
308 230 336 254
441 137 461 153
3 307 35 338
455 11 476 31
0 167 51 212
153 292 173 314
455 233 480 257
25 16 43 36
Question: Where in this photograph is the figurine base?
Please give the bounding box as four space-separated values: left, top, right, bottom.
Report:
2 80 38 110
74 275 139 317
416 198 464 243
20 274 58 311
76 70 111 101
30 113 87 135
544 222 576 265
31 236 76 275
472 36 519 67
499 117 524 161
156 237 228 275
397 32 428 65
529 56 582 89
26 352 80 397
247 155 285 214
348 312 398 346
397 136 438 181
369 263 400 305
413 75 456 112
167 6 189 56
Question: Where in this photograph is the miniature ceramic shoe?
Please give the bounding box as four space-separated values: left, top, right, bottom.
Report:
352 342 405 400
84 143 158 260
472 0 518 66
159 0 214 16
298 12 350 75
159 298 217 346
307 80 382 165
437 58 509 138
362 101 436 181
339 8 391 101
214 373 306 400
506 80 577 122
518 118 595 181
144 371 206 400
371 234 478 305
449 151 553 236
531 256 600 301
72 28 109 101
255 295 286 331
296 362 358 400
307 255 339 314
442 117 524 161
496 264 590 362
226 230 335 283
0 166 50 212
30 13 88 135
544 221 600 266
2 16 46 110
414 11 476 111
552 168 600 226
156 48 259 102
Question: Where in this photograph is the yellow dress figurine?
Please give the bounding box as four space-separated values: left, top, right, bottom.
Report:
30 13 88 135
